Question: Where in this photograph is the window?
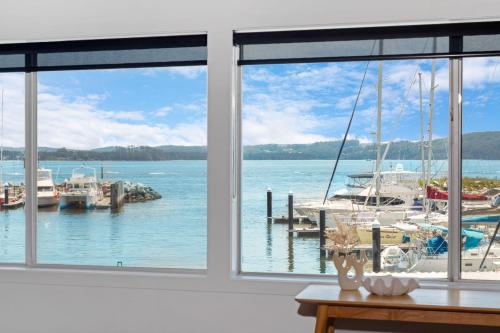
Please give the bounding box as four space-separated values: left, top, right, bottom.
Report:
0 35 207 270
239 56 450 277
0 70 25 263
236 22 500 281
36 67 207 268
461 56 500 280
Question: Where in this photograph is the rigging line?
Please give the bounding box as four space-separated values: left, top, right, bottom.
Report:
322 59 372 205
388 39 433 151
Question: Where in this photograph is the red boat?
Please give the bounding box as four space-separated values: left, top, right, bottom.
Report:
426 186 488 201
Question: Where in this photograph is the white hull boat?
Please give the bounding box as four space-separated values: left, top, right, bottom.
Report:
37 169 60 207
60 167 102 209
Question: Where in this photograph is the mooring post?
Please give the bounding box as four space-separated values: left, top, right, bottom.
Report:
320 210 326 257
288 191 294 236
372 219 381 273
3 185 8 205
101 165 104 179
111 181 125 210
266 188 272 224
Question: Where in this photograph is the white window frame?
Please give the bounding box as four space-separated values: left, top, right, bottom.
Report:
233 38 500 287
0 26 498 297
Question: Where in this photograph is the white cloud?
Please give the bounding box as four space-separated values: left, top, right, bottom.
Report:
463 57 500 89
242 60 456 145
102 111 145 121
36 91 206 149
243 93 342 145
0 73 25 148
153 106 173 117
0 73 206 149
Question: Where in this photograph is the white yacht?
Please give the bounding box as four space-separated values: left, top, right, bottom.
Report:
294 164 423 227
60 167 102 209
37 168 60 207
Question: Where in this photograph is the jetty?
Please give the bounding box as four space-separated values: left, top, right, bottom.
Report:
0 179 161 211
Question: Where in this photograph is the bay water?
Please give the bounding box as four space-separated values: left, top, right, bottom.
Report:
0 159 499 274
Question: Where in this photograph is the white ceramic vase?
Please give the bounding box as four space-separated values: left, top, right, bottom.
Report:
332 250 368 291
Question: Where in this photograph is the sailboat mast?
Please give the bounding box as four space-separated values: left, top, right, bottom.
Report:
419 72 425 192
375 61 383 208
419 72 427 212
427 59 436 204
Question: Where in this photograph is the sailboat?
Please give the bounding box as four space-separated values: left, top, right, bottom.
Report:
294 61 423 229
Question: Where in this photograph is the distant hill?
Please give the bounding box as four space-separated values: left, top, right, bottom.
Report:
1 131 500 161
243 131 500 160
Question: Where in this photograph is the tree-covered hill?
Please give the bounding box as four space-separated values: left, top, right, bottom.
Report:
1 131 500 161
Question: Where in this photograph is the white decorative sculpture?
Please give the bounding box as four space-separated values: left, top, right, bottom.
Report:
362 276 420 296
332 250 368 290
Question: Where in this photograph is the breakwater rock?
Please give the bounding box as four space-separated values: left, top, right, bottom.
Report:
123 181 162 202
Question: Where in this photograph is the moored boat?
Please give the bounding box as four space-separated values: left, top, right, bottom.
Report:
37 168 60 207
60 167 102 209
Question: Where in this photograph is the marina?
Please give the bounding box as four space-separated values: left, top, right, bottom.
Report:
0 166 161 211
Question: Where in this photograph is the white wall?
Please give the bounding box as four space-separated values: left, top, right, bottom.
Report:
1 1 500 332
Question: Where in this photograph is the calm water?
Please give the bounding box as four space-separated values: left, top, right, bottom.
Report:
1 159 499 273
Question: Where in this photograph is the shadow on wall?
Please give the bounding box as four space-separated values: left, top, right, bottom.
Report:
297 304 494 333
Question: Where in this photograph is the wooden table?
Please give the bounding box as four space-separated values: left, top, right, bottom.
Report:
295 284 500 333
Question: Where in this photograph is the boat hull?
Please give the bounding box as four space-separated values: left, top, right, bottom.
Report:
60 194 98 209
38 194 60 207
356 226 404 245
294 204 422 227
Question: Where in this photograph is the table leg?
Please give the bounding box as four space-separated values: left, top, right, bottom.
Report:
315 305 329 333
327 318 335 333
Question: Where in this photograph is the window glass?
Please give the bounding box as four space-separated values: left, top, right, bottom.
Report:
461 56 500 280
36 66 207 268
0 72 25 263
241 59 450 277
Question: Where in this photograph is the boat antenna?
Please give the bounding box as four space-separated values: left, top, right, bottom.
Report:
322 58 372 205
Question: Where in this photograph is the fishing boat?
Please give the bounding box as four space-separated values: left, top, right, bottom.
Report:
60 167 102 209
37 168 60 207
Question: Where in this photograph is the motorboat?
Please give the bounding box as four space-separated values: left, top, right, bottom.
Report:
60 167 102 209
37 168 60 207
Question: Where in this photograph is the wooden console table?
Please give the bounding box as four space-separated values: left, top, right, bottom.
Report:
296 284 500 333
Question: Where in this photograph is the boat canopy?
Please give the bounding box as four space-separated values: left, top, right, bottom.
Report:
418 223 484 250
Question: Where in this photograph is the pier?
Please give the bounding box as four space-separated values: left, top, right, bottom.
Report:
265 189 421 273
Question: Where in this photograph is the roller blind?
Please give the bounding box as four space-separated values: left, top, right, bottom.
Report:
0 34 207 72
235 21 500 65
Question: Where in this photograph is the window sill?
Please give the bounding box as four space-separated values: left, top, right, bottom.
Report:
0 265 498 296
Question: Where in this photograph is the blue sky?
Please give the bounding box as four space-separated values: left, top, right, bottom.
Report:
0 57 499 149
241 57 500 145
